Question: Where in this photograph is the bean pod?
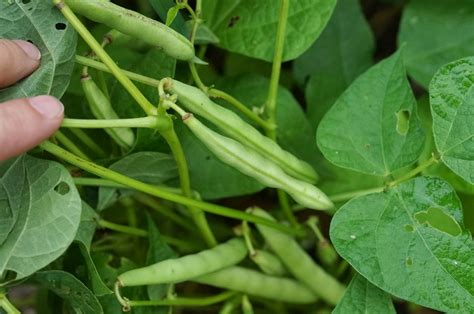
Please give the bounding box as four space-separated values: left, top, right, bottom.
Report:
169 80 319 183
182 114 333 210
250 250 287 276
192 266 318 304
117 238 247 287
81 75 135 149
251 208 345 305
64 0 194 60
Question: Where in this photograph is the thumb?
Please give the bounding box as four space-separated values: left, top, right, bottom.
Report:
0 96 64 161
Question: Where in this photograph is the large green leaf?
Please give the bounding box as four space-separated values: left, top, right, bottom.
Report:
317 50 425 176
294 0 374 127
429 57 474 185
332 273 395 314
203 0 336 61
398 0 474 88
0 0 77 101
330 177 474 312
0 155 81 283
33 270 103 313
98 152 178 210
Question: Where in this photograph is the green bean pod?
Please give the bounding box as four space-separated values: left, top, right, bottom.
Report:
317 239 339 268
118 238 247 287
64 0 194 60
250 250 287 276
251 208 345 305
192 266 318 304
81 75 135 149
241 295 254 314
170 80 318 183
182 114 333 210
103 29 147 50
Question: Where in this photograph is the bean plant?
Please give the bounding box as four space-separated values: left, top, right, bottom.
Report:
0 0 473 313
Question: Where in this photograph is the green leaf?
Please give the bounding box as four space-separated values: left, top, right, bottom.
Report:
77 243 112 297
0 0 77 101
98 152 178 210
330 176 474 312
0 155 81 283
332 273 396 314
317 50 425 176
33 270 103 313
74 202 99 250
429 57 474 185
149 0 186 34
398 0 474 88
166 5 181 26
184 21 220 45
203 0 337 61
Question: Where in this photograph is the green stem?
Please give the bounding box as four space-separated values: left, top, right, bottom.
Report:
188 62 207 91
306 217 324 241
0 294 20 314
388 155 438 187
208 89 274 132
75 55 161 87
328 186 385 203
127 291 237 307
277 190 298 227
62 117 163 129
73 178 183 195
265 0 289 133
55 1 156 116
54 131 91 161
241 221 256 256
68 128 107 158
134 194 195 232
98 219 148 237
39 141 302 236
161 128 217 247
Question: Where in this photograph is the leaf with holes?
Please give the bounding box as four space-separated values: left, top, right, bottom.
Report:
333 273 396 314
330 176 474 312
429 57 474 185
0 0 77 101
398 0 474 88
317 50 425 176
202 0 336 62
0 155 81 284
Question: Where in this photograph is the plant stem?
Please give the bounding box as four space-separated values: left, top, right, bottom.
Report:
188 62 207 91
161 128 217 247
75 55 161 87
62 117 163 129
127 291 237 307
208 89 275 132
55 1 156 116
73 178 183 194
265 0 289 136
0 294 20 314
68 128 107 158
54 131 91 161
264 0 296 225
98 219 148 237
328 186 386 203
39 141 302 236
388 155 438 187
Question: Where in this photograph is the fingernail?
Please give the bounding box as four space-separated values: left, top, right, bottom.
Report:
13 40 41 61
29 96 64 119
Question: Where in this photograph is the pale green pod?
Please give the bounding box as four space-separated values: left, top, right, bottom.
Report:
103 29 147 50
65 0 194 60
192 266 318 304
251 208 345 305
170 80 318 183
183 114 333 210
241 295 254 314
118 238 247 287
250 250 287 276
81 76 135 149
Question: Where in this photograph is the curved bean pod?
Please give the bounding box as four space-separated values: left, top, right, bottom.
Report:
192 266 318 304
182 114 333 210
64 0 194 60
118 238 247 287
81 75 135 149
251 208 345 305
169 80 319 183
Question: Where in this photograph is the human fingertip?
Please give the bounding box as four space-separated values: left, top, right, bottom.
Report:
12 40 41 61
28 95 64 119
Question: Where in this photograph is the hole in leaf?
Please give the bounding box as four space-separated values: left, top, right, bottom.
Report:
54 182 70 195
55 23 67 30
414 207 462 236
21 0 31 4
396 109 410 135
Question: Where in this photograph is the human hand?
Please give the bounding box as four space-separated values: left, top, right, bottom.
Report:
0 39 64 161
